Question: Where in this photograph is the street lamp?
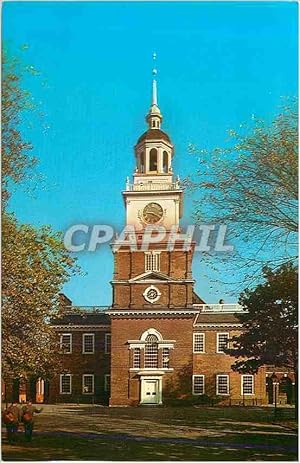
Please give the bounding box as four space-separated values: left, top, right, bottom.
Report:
271 373 279 419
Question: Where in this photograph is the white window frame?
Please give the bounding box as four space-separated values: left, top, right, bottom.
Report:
133 348 141 368
82 374 94 394
145 251 161 272
60 374 72 394
217 332 229 354
82 333 95 354
216 374 230 395
104 333 111 354
192 375 205 395
104 374 111 393
193 333 205 353
241 375 254 395
60 333 72 354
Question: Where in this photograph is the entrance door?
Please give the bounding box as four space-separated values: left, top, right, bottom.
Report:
141 379 159 404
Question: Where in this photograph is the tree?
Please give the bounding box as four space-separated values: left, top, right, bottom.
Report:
227 263 298 413
2 213 77 381
2 46 78 383
2 45 38 205
186 100 298 290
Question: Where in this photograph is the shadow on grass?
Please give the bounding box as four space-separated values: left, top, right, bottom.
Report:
2 430 298 461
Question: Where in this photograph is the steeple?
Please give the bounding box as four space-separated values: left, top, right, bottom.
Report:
146 52 162 130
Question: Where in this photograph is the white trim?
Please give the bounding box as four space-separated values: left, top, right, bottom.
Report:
192 375 205 395
194 323 243 328
82 374 94 395
140 328 163 342
53 325 109 330
241 374 254 395
130 368 174 372
60 374 72 394
104 333 111 354
82 333 95 354
193 333 205 353
216 374 230 395
107 310 197 316
216 332 229 353
59 333 72 354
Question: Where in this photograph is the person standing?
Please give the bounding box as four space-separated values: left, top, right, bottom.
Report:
2 401 21 444
21 399 43 442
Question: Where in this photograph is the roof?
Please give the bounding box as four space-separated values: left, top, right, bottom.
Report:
51 312 110 326
194 313 241 325
192 291 205 304
137 129 171 144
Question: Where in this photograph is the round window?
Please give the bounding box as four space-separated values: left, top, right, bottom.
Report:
143 285 161 304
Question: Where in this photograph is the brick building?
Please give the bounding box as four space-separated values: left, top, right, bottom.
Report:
3 68 295 407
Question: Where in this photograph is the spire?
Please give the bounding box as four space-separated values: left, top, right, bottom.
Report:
147 52 162 129
152 52 158 106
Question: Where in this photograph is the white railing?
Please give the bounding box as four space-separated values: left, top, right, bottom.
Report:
125 182 182 192
193 304 244 313
66 306 110 313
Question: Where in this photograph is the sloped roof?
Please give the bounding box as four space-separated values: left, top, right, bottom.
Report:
137 129 171 144
51 312 110 326
194 313 241 325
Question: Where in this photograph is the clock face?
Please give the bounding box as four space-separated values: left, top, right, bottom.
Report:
142 202 163 224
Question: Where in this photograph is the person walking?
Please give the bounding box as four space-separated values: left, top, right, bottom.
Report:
2 401 21 444
21 399 43 442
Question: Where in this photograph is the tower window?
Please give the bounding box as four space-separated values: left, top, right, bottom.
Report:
140 152 145 173
144 334 158 368
145 251 161 272
152 120 155 128
149 148 158 172
163 151 168 173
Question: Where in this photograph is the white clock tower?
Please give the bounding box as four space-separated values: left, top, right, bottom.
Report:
123 59 183 230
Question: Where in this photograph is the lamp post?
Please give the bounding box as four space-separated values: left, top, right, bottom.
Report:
271 373 279 419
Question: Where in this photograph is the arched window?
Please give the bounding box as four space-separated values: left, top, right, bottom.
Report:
140 152 145 173
149 148 158 172
144 334 158 368
152 120 155 128
163 151 169 173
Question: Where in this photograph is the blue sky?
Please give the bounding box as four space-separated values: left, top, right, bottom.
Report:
3 1 298 306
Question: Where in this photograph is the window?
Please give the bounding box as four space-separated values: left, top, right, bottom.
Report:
144 334 158 368
162 348 170 368
217 333 229 353
193 375 205 395
82 374 94 394
83 334 94 354
149 148 158 172
216 375 229 395
104 374 111 393
242 375 254 395
145 252 161 272
105 333 111 354
133 348 141 368
193 333 205 353
60 334 72 354
140 152 145 173
163 151 168 173
60 374 72 394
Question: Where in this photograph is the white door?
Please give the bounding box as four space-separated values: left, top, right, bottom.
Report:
141 379 159 404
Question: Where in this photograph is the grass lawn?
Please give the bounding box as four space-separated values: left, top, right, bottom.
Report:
2 404 298 461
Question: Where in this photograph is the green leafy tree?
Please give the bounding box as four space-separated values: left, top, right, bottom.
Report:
2 45 38 205
227 263 297 411
186 101 298 289
2 46 77 383
2 214 77 380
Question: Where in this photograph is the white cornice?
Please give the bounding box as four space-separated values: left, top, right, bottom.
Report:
106 309 198 316
111 279 195 284
194 323 243 328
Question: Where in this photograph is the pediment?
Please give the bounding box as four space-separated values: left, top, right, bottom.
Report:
129 271 173 283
